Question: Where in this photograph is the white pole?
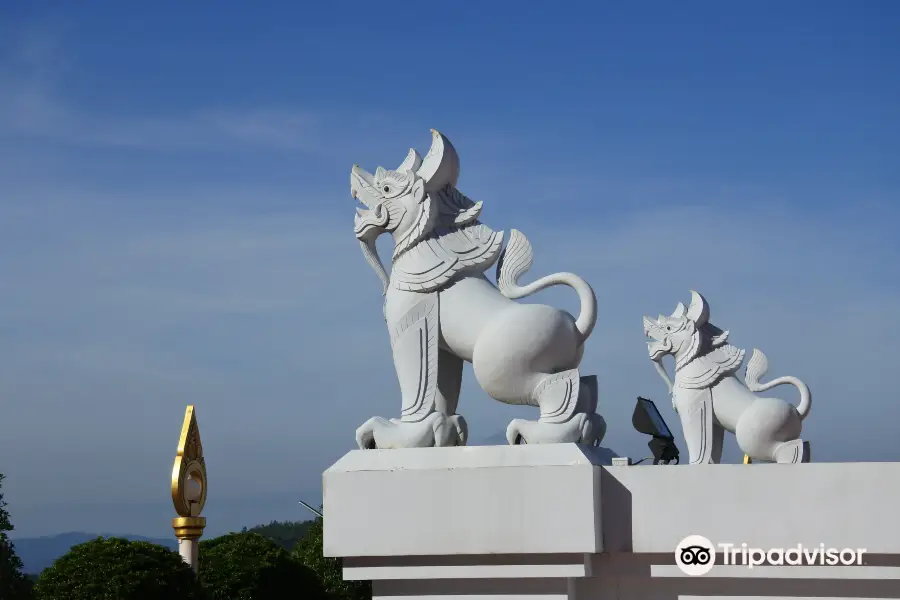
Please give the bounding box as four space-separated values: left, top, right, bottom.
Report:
178 537 199 573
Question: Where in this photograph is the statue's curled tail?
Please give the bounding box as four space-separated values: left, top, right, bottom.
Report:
745 349 812 420
496 229 597 344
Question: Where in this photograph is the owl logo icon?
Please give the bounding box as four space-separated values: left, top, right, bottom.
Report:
675 535 716 576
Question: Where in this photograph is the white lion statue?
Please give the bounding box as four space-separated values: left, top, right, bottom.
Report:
643 291 811 464
351 129 607 449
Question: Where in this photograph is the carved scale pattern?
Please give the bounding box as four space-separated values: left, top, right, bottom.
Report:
676 344 745 390
391 224 504 293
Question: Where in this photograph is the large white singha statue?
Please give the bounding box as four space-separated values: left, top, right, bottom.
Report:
350 129 606 449
643 291 812 464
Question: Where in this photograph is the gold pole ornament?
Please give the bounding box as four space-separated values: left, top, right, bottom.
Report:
743 454 752 464
171 405 207 571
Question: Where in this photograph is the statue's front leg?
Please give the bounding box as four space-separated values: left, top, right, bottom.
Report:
355 293 466 449
676 388 717 464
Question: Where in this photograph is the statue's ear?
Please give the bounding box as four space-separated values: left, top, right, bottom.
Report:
412 179 426 204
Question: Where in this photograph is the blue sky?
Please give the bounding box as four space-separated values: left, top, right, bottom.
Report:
1 1 898 538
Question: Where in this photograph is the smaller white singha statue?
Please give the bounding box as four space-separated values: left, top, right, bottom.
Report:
643 291 811 464
351 129 606 449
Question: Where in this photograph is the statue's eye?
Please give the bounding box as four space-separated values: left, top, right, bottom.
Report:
382 185 391 194
666 326 672 331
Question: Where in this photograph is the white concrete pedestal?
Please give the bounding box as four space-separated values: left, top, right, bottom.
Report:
323 444 900 600
325 444 602 599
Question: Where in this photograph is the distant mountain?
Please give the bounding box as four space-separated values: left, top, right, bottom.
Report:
12 532 177 574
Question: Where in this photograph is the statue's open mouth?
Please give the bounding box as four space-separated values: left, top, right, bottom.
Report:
354 204 389 240
647 341 668 362
643 317 670 361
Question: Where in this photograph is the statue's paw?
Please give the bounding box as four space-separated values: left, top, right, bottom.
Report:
355 413 467 450
506 412 606 446
355 416 387 450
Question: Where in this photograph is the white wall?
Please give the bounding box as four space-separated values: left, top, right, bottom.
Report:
323 446 900 600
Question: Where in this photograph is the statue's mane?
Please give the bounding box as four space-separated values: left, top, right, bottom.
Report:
394 185 484 258
388 184 504 293
672 321 745 389
392 184 487 261
676 322 733 371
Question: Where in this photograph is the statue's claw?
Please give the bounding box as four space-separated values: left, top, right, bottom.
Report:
506 412 607 446
355 412 468 450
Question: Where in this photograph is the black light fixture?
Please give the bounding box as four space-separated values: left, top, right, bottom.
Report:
632 397 680 465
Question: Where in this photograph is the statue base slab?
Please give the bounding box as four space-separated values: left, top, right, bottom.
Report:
323 445 900 600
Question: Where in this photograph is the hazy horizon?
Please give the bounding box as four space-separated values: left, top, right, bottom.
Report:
2 1 898 539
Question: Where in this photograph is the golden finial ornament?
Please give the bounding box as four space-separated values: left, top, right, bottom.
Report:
743 454 753 464
171 405 207 571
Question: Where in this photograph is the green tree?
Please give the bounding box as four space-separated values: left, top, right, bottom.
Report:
0 473 32 600
292 517 371 600
199 531 325 600
246 520 314 550
34 537 202 600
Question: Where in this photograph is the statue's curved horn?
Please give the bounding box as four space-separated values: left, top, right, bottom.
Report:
670 303 686 319
686 290 709 325
416 129 460 191
398 148 423 173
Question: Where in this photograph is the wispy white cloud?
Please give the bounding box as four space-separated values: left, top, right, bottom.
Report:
0 25 548 164
0 27 323 152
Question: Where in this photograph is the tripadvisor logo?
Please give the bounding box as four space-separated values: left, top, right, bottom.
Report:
675 535 716 576
675 535 867 576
